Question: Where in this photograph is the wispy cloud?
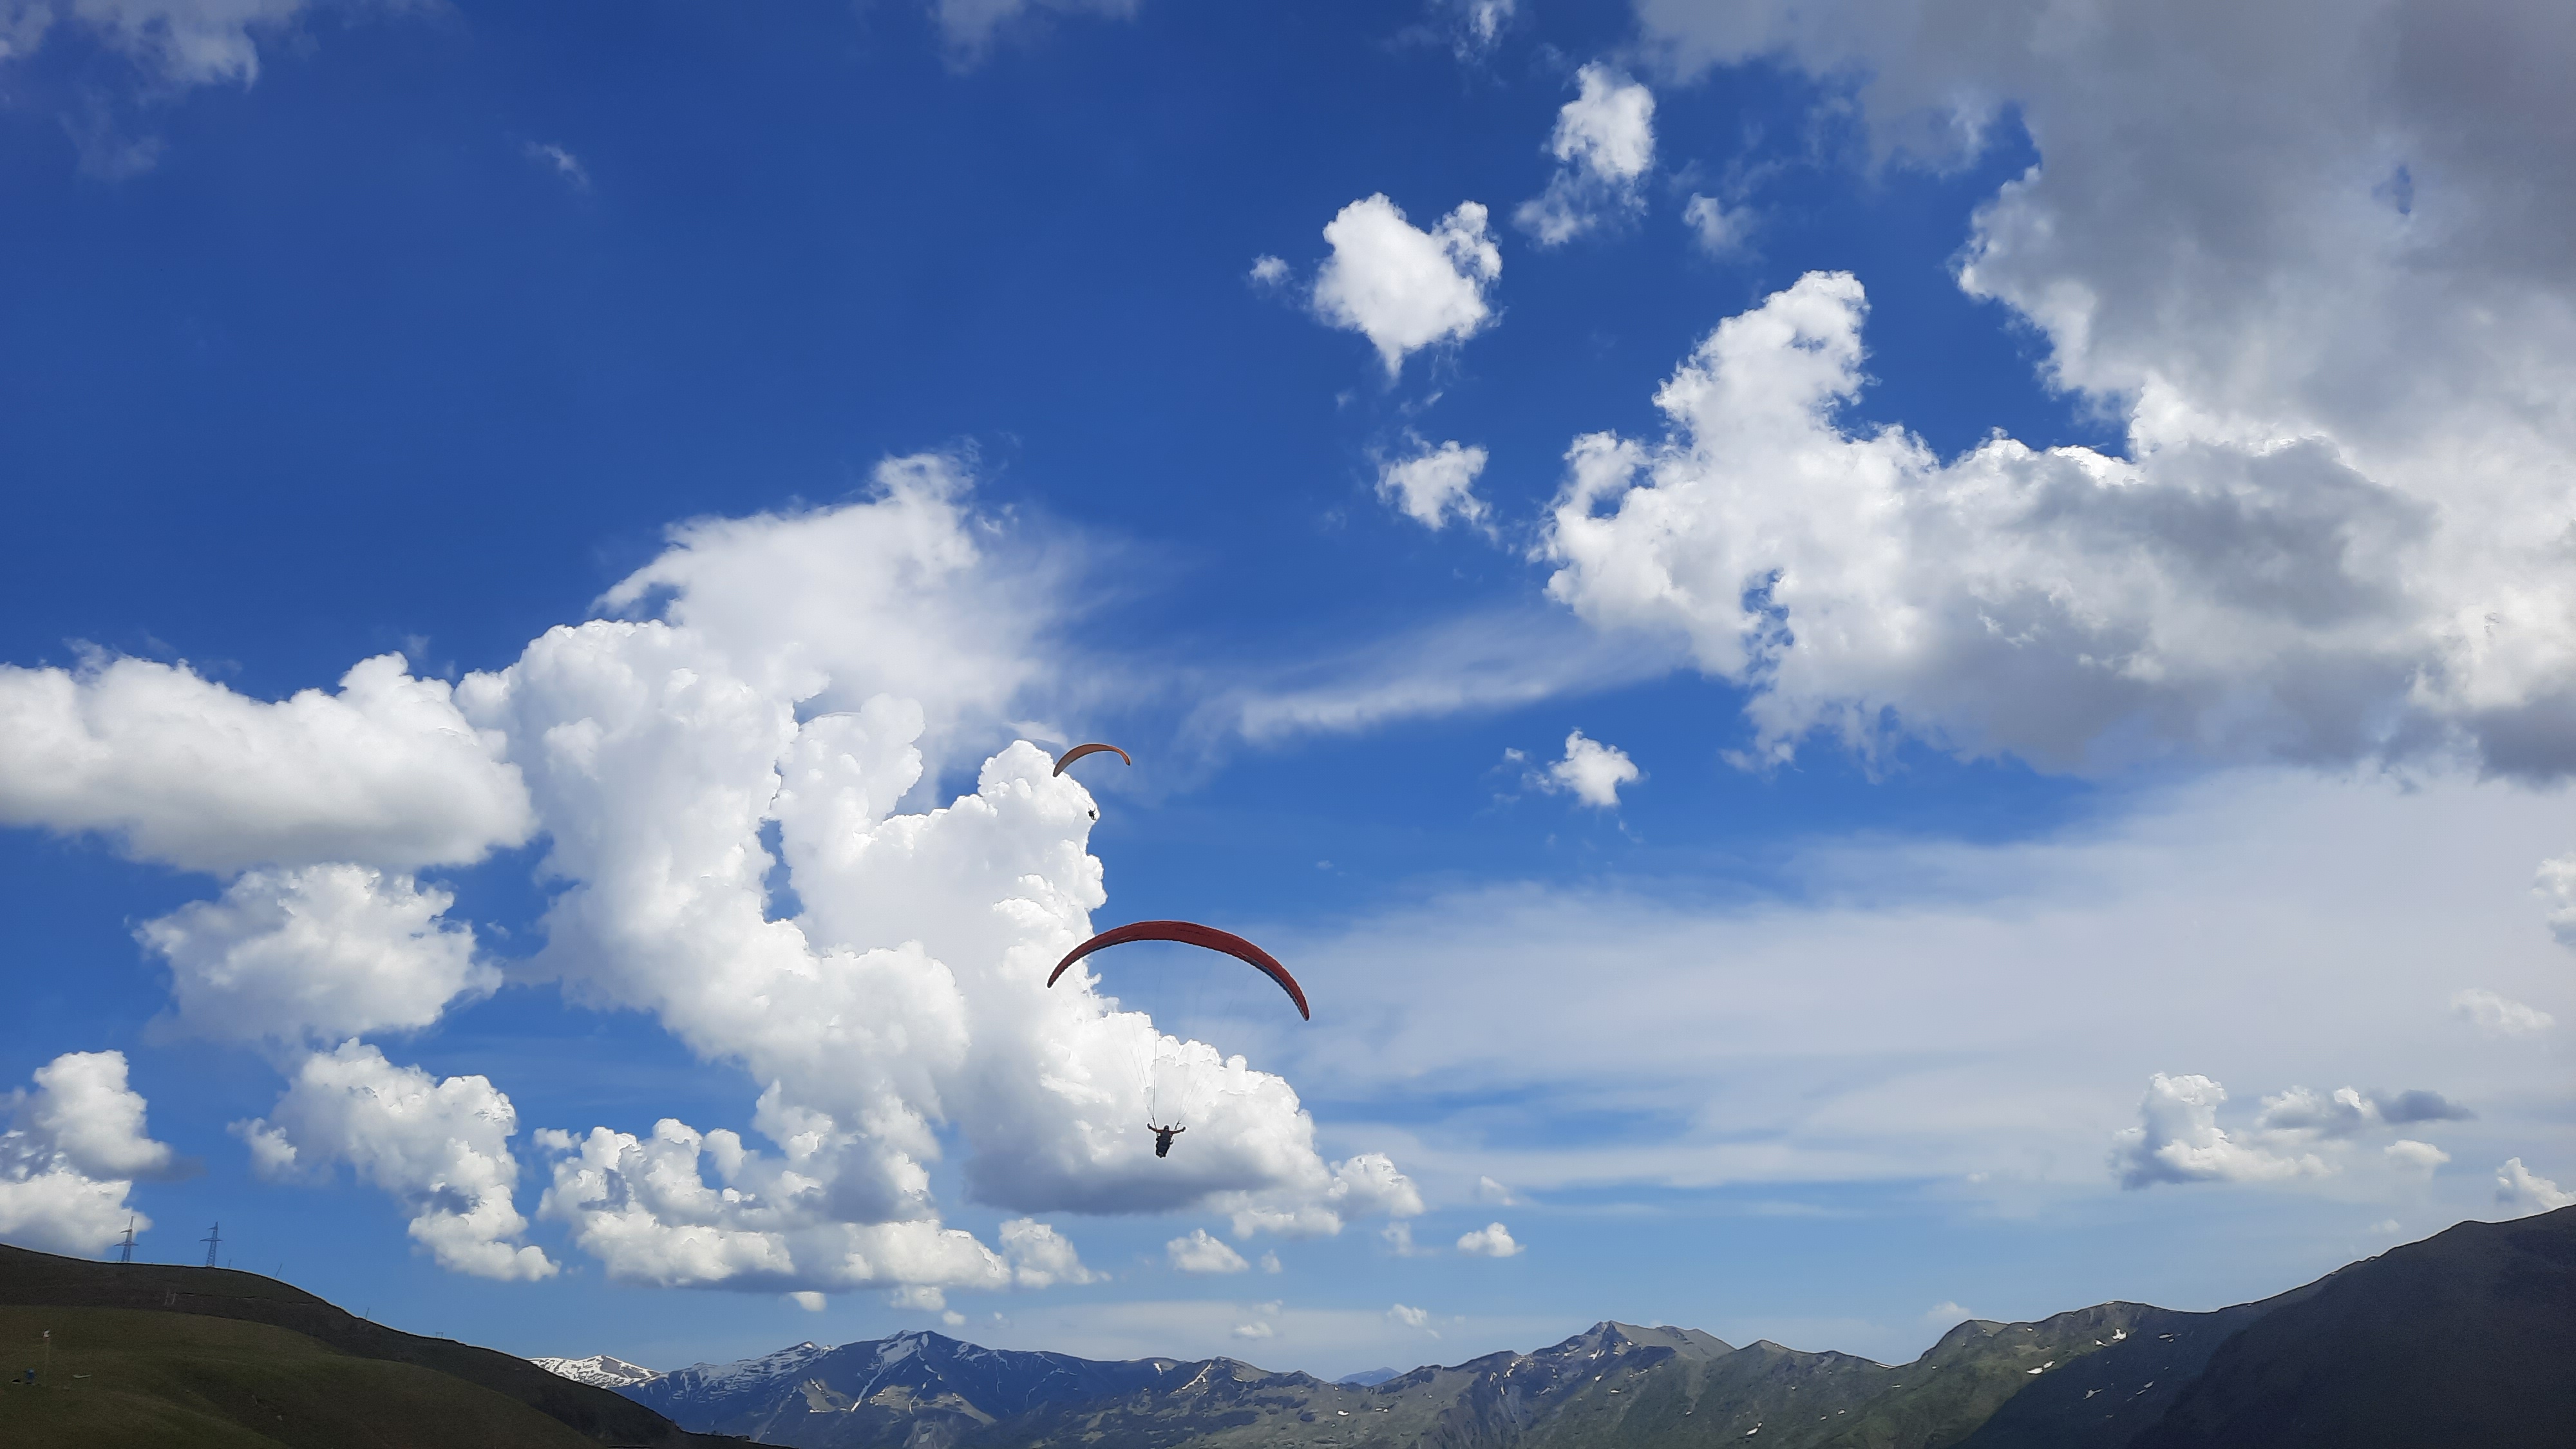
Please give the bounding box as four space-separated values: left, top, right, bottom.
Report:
522 140 591 191
1198 607 1679 746
1250 770 2566 1215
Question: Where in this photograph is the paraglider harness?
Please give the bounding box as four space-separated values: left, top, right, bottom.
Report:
1149 1122 1186 1158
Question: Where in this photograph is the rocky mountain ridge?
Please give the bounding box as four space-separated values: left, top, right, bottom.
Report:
585 1326 1205 1447
535 1206 2575 1448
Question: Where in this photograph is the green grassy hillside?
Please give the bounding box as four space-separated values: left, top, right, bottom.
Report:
0 1303 609 1448
0 1244 739 1448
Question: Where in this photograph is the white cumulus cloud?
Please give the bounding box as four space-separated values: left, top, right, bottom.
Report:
1387 1302 1430 1329
1611 0 2576 781
1310 194 1501 377
139 864 493 1048
533 1103 1103 1296
6 452 1418 1294
1455 1221 1522 1257
1376 436 1490 531
2112 1079 2468 1192
2112 1074 2327 1188
0 652 533 875
1167 1227 1250 1274
439 457 1410 1288
592 452 1067 784
1517 64 1656 246
1220 1151 1424 1240
1540 272 2459 771
0 1051 178 1257
235 1041 556 1282
1532 728 1638 808
1000 1217 1101 1288
2496 1158 2576 1216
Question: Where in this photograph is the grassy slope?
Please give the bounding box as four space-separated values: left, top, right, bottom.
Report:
0 1244 740 1448
0 1303 608 1449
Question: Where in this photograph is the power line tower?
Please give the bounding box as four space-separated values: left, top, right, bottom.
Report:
202 1222 221 1269
116 1217 137 1264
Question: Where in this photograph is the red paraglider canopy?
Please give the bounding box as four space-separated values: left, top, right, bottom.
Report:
1048 920 1311 1020
1052 743 1132 777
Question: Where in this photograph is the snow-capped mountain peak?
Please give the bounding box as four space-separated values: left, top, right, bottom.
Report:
529 1353 661 1390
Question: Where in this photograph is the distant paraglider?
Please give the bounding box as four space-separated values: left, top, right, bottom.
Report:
1048 920 1311 1020
1052 743 1132 777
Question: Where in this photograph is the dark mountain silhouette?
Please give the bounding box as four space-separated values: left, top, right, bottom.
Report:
2126 1206 2576 1448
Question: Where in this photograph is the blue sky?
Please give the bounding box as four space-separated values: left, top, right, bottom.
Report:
2 0 2571 1379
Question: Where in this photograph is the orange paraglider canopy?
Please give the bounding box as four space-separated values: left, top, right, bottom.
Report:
1053 742 1133 777
1048 920 1310 1020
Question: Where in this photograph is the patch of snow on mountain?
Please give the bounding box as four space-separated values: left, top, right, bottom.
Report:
529 1354 661 1390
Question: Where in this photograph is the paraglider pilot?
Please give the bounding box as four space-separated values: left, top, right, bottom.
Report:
1150 1122 1185 1158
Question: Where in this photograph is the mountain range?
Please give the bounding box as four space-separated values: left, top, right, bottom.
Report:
543 1205 2576 1448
